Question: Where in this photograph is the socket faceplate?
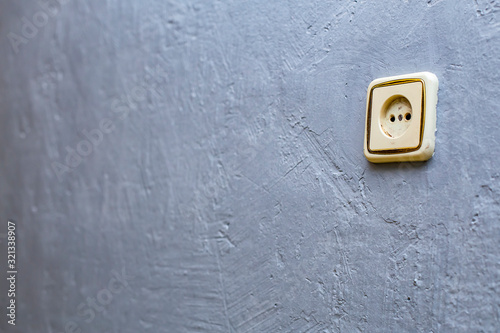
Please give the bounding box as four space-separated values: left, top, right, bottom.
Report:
364 72 439 163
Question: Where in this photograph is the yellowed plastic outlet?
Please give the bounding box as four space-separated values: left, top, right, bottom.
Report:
363 72 439 163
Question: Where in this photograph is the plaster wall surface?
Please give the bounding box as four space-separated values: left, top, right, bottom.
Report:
0 0 499 332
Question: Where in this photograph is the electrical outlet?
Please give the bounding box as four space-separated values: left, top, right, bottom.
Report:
363 72 439 163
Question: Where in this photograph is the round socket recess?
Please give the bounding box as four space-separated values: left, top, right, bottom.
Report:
380 96 413 139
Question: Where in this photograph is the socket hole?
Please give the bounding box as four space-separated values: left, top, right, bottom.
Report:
380 96 413 139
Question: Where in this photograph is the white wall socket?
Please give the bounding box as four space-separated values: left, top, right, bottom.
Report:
363 72 439 163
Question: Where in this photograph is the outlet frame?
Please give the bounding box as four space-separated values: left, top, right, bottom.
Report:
363 72 439 163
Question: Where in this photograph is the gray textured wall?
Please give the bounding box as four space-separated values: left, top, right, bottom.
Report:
1 0 500 332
